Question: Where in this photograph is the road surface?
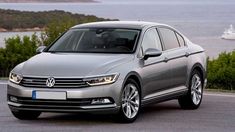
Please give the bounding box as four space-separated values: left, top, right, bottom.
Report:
0 82 235 132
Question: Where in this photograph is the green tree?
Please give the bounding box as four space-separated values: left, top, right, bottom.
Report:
41 17 77 46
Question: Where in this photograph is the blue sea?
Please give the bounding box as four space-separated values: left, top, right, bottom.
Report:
0 0 235 58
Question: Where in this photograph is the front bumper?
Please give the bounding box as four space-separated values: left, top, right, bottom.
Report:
7 81 122 113
8 102 119 114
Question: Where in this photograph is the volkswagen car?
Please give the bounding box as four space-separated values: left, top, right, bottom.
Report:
7 21 207 123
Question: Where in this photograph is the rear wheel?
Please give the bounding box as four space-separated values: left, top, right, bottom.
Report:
178 70 203 109
11 110 41 120
117 79 141 123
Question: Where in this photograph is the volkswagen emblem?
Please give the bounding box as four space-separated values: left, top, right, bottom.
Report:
46 77 55 87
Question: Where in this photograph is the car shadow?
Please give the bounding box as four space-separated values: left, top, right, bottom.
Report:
141 100 181 113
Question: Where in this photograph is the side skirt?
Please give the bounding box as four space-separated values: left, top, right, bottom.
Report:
141 86 188 106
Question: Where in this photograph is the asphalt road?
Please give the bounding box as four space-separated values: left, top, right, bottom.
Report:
1 82 235 132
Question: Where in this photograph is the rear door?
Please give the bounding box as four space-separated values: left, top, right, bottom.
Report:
158 27 188 88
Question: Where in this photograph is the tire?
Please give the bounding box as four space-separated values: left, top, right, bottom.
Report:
116 79 141 123
178 70 203 109
11 110 41 120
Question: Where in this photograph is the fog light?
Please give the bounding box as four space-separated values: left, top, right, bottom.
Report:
9 96 18 102
91 98 111 104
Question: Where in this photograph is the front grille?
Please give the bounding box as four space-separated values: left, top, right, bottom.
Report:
20 77 89 88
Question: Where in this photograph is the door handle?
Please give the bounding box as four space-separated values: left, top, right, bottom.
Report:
185 52 190 57
163 57 168 62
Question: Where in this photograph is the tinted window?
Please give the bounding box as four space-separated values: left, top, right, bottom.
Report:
142 28 162 52
47 28 140 53
158 28 179 50
176 32 185 47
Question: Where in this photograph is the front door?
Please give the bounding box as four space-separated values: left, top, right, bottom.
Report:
139 28 172 100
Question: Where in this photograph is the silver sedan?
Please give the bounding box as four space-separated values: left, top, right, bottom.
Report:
7 21 207 123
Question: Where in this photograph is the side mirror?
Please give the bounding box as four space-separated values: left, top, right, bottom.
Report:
36 46 46 54
144 48 162 60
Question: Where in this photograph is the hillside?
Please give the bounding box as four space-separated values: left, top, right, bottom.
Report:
0 0 96 3
0 9 115 31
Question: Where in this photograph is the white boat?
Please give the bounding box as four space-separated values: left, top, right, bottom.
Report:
221 24 235 40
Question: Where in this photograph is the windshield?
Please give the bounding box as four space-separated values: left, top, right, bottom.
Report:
47 28 140 53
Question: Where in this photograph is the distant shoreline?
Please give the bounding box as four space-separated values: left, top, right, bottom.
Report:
0 0 98 3
0 8 113 32
0 27 44 32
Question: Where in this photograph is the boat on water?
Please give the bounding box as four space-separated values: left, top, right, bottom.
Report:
221 24 235 40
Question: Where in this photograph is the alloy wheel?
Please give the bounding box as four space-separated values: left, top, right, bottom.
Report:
121 83 140 119
191 74 202 105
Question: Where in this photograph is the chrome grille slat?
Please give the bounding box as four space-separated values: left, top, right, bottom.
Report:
20 77 88 88
55 82 86 85
21 82 46 85
20 84 47 87
53 85 88 88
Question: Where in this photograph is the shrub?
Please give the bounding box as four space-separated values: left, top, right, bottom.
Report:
0 34 39 77
207 51 235 90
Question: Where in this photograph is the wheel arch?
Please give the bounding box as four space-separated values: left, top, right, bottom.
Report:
122 72 143 98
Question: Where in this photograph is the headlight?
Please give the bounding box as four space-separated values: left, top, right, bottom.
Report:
9 72 22 84
84 73 119 86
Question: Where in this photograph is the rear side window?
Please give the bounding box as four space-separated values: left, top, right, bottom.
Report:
158 28 179 50
175 32 185 47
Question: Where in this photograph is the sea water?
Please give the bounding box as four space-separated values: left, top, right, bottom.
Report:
0 0 235 58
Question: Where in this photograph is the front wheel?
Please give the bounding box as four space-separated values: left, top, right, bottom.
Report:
178 70 203 109
11 110 41 120
116 79 141 123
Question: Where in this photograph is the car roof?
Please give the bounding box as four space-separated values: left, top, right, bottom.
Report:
72 21 168 30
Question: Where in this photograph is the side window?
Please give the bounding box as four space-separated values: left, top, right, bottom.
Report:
175 32 185 47
158 27 179 50
142 28 162 52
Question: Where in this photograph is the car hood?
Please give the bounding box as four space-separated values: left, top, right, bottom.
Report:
20 52 134 77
